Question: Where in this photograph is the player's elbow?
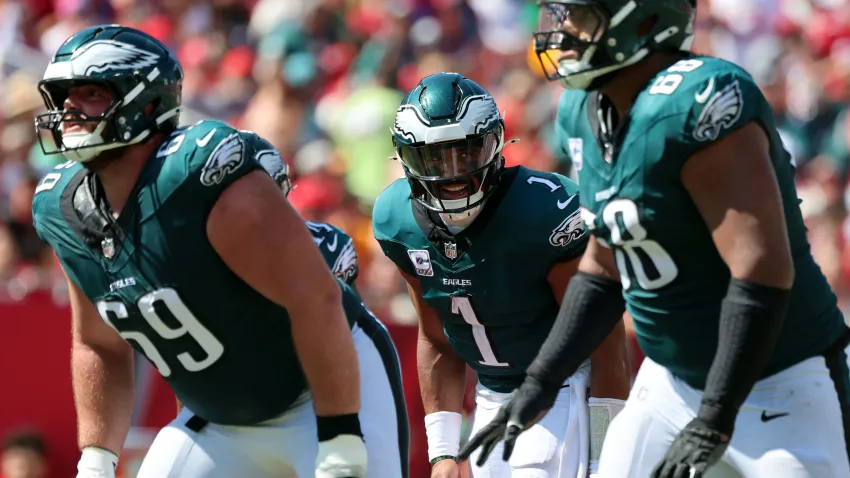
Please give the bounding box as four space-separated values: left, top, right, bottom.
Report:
773 256 795 290
729 247 795 290
418 327 453 355
288 278 343 323
72 338 133 372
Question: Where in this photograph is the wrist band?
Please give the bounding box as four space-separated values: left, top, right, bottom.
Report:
430 455 458 465
425 411 463 462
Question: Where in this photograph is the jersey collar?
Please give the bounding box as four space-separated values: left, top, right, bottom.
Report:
411 166 519 262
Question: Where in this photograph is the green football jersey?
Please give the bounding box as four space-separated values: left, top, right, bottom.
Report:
306 221 359 286
373 166 588 392
32 120 365 425
556 55 845 389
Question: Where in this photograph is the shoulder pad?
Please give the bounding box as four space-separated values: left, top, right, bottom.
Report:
372 178 413 243
555 90 590 168
640 57 760 133
372 178 422 276
155 122 267 203
32 160 85 241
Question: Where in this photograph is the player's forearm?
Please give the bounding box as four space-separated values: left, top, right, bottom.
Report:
419 334 467 464
72 342 134 454
289 287 360 416
527 271 625 387
417 334 467 414
588 319 630 399
699 279 790 434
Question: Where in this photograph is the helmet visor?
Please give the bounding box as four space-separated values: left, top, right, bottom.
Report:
398 134 499 180
534 2 608 79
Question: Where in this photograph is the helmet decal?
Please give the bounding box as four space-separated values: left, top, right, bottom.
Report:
393 94 501 145
44 40 161 79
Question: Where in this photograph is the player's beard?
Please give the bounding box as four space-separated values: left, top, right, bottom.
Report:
584 71 618 91
439 202 485 234
82 146 129 172
71 123 132 171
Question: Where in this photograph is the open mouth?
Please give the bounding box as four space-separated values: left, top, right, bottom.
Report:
439 182 470 200
60 111 93 134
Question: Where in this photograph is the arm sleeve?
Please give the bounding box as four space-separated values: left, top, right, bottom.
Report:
526 271 625 387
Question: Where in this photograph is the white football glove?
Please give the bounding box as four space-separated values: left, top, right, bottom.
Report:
75 447 118 478
315 434 368 478
589 398 625 474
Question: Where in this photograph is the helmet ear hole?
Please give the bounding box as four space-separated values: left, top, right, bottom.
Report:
637 15 659 37
144 97 161 117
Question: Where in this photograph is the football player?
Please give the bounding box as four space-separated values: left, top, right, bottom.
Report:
373 72 631 477
258 140 410 478
460 2 850 477
31 25 367 478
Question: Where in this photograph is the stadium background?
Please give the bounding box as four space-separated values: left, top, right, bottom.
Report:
2 0 850 477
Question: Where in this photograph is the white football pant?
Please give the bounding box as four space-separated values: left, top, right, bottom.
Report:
598 353 850 478
467 363 593 478
135 318 407 477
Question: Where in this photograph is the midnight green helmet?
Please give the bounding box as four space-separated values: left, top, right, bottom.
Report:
391 73 506 217
534 0 695 90
35 25 184 162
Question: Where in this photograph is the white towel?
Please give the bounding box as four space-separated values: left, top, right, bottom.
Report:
557 362 592 478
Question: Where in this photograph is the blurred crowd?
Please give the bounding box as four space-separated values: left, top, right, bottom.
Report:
2 0 850 319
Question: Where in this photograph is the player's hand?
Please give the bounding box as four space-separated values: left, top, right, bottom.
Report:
315 434 368 478
457 375 559 466
430 458 461 478
75 447 118 478
651 418 730 478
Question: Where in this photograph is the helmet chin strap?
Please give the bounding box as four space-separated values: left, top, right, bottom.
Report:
61 121 108 162
437 191 485 234
60 120 152 162
559 47 649 90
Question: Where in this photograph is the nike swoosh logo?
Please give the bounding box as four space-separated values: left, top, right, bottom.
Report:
326 234 338 252
695 78 714 104
760 410 789 422
196 129 217 147
557 194 577 210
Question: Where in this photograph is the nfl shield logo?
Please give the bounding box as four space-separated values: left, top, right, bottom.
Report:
445 242 457 260
101 237 115 259
568 138 583 171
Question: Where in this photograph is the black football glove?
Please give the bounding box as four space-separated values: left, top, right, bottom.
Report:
457 375 560 466
651 418 730 478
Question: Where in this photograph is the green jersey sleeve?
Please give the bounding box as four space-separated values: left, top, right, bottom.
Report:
683 68 765 145
522 170 588 264
165 120 267 211
306 221 359 285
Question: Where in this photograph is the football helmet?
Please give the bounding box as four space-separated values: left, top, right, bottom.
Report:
391 73 507 224
533 0 695 90
35 25 184 162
